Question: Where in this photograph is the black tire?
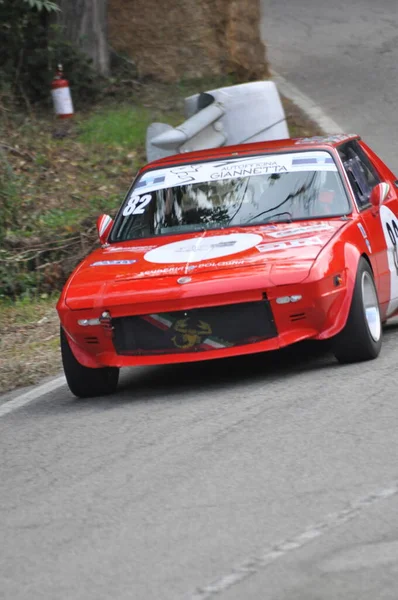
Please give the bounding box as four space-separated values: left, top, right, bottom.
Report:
60 327 119 398
333 258 382 364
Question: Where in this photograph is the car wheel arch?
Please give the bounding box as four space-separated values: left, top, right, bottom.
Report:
339 246 376 329
316 245 374 340
332 256 382 363
60 326 102 369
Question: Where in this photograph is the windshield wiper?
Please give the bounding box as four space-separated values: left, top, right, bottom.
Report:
223 178 251 228
244 211 293 226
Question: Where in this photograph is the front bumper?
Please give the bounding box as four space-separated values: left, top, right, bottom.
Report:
58 272 348 369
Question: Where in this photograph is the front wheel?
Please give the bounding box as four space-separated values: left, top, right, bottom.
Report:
333 258 382 363
60 327 119 398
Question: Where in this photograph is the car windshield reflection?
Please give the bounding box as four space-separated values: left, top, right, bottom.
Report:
111 150 351 242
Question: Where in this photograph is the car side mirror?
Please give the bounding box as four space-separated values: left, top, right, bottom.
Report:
370 182 390 214
96 214 114 246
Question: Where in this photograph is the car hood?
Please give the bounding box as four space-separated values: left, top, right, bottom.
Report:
64 221 347 309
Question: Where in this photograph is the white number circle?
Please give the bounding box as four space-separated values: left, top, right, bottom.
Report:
144 233 262 264
380 204 398 315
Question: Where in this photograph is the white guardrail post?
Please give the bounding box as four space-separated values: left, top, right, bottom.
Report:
146 81 289 162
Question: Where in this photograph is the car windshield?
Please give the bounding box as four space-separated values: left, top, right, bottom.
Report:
110 150 351 242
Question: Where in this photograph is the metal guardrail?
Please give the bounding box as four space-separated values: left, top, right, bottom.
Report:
146 81 289 162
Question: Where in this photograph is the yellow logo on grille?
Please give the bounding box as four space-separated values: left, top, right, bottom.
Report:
171 318 212 349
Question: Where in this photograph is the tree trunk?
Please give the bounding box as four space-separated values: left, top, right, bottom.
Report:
55 0 110 76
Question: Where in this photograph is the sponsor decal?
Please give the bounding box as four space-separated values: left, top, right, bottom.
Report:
357 223 372 255
213 157 280 168
128 152 338 195
136 174 166 189
256 236 323 253
169 165 204 184
292 157 334 166
90 259 137 266
267 223 334 238
134 259 246 278
209 163 288 180
144 233 262 264
380 205 398 315
135 266 185 278
197 259 245 268
174 241 237 253
107 245 156 253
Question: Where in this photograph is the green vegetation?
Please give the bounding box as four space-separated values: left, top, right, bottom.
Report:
0 292 58 327
0 0 104 110
0 104 153 298
0 293 61 394
78 107 155 147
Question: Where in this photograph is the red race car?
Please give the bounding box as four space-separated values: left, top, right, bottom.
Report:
57 134 398 397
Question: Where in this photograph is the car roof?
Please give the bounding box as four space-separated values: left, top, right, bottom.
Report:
141 134 360 173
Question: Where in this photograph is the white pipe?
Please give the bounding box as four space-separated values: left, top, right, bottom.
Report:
151 102 225 150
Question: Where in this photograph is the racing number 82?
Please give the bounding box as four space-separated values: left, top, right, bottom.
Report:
122 194 151 217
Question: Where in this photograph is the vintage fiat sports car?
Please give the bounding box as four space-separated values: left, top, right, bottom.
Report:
57 134 398 397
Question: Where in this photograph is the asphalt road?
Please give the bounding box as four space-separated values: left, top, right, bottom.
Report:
261 0 398 169
2 3 398 599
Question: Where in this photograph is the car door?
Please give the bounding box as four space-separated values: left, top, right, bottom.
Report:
338 140 398 317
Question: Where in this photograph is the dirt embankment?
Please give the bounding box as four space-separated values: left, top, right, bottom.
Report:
108 0 269 82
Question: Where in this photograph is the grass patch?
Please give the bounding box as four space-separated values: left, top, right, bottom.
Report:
0 293 59 329
78 106 154 147
0 293 59 328
0 294 61 394
0 102 156 297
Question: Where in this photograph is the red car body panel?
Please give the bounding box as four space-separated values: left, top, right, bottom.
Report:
57 135 398 369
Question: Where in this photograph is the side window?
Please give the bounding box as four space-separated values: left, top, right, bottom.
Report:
338 141 380 209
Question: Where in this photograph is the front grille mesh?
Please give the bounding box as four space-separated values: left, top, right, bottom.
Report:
112 300 277 356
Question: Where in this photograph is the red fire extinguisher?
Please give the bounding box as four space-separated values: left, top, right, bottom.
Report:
51 64 74 119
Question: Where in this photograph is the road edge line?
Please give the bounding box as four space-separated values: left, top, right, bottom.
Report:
0 375 66 418
190 482 398 599
272 70 345 135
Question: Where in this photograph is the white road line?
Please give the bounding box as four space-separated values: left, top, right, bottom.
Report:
190 482 398 599
0 375 66 418
272 70 345 135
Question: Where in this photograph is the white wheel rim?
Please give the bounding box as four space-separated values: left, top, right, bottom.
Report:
361 271 381 342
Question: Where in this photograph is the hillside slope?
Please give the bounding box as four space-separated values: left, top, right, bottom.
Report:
108 0 269 82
